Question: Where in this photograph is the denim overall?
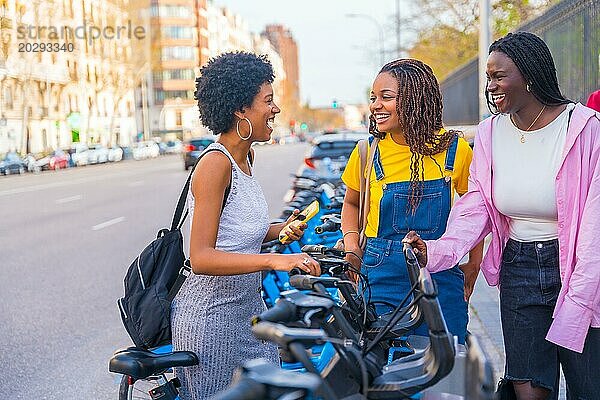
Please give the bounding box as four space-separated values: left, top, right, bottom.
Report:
361 136 468 343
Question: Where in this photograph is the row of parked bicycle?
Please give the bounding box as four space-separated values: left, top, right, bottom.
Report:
109 174 496 399
0 140 183 176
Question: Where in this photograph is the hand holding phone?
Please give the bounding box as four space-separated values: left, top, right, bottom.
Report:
279 200 320 244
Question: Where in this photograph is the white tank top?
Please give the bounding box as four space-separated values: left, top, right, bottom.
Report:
187 142 270 253
492 103 574 242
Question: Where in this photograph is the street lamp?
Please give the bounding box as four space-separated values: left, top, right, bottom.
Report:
346 13 386 66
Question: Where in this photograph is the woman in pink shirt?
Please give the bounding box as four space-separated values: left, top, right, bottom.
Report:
405 32 600 400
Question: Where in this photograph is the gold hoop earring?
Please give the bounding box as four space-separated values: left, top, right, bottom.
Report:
236 117 252 140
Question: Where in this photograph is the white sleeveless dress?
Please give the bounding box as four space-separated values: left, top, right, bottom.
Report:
170 142 279 400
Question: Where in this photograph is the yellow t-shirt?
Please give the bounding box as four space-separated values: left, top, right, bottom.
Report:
341 134 473 237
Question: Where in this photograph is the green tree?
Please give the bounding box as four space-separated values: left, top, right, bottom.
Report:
405 0 556 80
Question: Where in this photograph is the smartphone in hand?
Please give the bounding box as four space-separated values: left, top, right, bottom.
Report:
278 200 320 243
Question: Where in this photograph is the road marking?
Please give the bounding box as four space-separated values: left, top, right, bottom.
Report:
92 216 125 231
55 195 82 204
0 162 185 198
128 180 144 187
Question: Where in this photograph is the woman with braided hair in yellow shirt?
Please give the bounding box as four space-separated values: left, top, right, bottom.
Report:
341 59 483 343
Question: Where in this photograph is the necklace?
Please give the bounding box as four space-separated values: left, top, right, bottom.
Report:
511 105 547 143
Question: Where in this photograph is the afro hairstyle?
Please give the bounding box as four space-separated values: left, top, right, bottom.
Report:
195 51 275 134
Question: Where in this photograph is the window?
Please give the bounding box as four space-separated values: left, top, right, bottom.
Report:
161 26 194 39
175 110 182 126
153 69 195 81
153 90 194 103
161 47 195 61
3 86 12 109
151 5 192 18
42 129 48 150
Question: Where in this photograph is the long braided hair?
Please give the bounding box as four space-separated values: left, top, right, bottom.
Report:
369 58 459 214
486 32 571 114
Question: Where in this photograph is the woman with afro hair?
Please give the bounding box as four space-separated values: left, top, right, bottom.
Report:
170 52 320 399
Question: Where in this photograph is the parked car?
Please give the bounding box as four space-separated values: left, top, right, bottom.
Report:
183 137 215 170
108 146 124 162
24 154 40 173
132 141 160 160
0 152 26 175
119 146 133 160
296 131 369 180
43 150 70 171
70 144 89 166
87 144 109 164
165 140 183 154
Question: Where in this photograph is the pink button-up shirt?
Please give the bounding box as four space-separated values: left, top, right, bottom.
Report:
426 103 600 353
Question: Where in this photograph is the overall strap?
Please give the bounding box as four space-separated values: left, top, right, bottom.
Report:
444 134 460 173
170 147 231 231
373 144 385 181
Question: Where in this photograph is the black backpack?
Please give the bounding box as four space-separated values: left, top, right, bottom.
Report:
117 147 234 349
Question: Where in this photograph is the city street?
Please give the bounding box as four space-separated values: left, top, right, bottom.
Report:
0 143 308 399
0 141 567 399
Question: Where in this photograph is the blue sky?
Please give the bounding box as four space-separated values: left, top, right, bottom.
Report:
212 0 410 108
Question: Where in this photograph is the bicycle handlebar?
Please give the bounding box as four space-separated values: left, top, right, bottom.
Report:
252 321 327 347
314 218 341 234
301 244 345 258
288 274 341 290
253 299 297 324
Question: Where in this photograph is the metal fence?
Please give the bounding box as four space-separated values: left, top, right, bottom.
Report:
441 0 600 125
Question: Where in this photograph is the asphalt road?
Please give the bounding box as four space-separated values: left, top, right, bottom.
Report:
0 143 309 399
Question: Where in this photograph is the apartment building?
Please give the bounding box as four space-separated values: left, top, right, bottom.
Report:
0 0 138 154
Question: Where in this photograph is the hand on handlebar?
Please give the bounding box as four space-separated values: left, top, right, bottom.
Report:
402 231 428 268
271 254 321 276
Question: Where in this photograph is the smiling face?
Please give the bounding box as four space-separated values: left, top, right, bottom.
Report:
369 72 401 134
240 82 280 142
486 51 532 114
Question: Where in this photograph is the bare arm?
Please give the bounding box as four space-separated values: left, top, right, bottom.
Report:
341 187 363 270
189 152 319 276
460 240 484 302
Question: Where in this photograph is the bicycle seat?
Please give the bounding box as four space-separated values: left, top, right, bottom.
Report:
109 347 198 380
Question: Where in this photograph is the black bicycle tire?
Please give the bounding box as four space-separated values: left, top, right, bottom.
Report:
118 375 131 400
118 375 161 400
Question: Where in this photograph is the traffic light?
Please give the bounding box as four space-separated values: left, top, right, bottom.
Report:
332 99 338 109
300 123 308 130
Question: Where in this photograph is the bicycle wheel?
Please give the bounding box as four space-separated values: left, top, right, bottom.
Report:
118 374 178 400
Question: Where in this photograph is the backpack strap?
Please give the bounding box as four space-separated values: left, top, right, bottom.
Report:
248 147 254 166
357 136 380 249
170 147 231 231
167 259 192 302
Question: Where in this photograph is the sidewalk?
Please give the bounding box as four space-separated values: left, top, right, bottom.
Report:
468 273 567 399
467 277 505 379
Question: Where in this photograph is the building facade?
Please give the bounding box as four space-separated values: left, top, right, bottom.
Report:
0 0 138 154
143 0 206 138
261 24 300 115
